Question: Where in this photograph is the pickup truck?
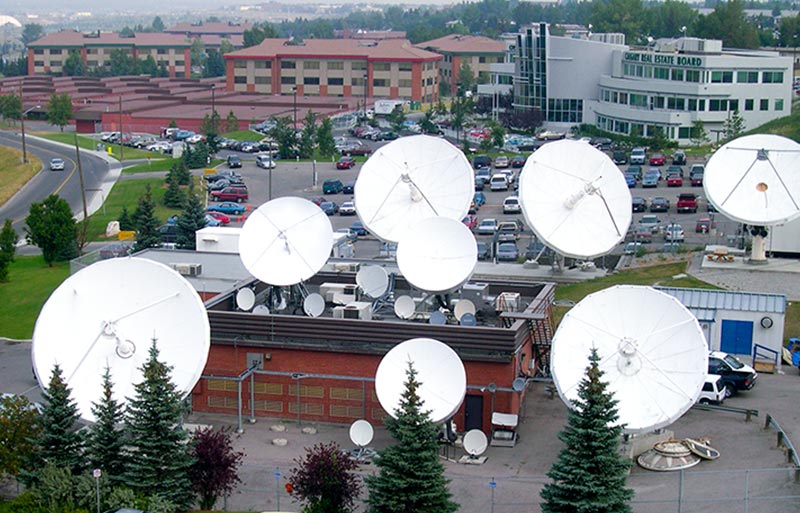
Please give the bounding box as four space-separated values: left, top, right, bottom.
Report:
676 193 698 213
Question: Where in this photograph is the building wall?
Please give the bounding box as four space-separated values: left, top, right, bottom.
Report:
704 309 785 366
28 43 190 78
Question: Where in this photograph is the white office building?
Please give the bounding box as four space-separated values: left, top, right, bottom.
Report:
511 23 793 143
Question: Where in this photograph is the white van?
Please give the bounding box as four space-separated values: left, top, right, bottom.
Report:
490 174 509 191
696 374 726 405
256 154 276 169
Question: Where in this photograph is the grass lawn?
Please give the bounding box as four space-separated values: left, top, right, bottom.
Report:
122 158 224 174
0 147 41 208
222 130 263 141
0 256 71 339
34 133 151 161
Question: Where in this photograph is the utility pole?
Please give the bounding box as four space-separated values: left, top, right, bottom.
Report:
19 80 27 164
119 95 124 161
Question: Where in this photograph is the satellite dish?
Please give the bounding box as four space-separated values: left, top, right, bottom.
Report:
463 429 489 456
512 377 526 392
354 135 474 243
375 337 466 423
429 310 447 325
550 285 707 434
518 139 632 259
239 197 333 286
31 258 210 423
459 313 477 326
356 266 389 298
235 288 255 311
396 217 477 293
349 419 374 447
253 305 270 315
303 293 325 317
704 134 800 226
394 295 415 319
453 299 476 321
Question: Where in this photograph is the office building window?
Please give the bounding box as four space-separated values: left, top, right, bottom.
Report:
327 61 343 70
50 60 62 67
281 60 296 69
399 79 412 88
281 76 295 84
373 78 389 87
667 97 685 110
254 60 271 69
174 60 184 66
234 60 246 68
399 63 412 71
679 127 692 139
711 71 733 83
685 69 701 82
373 62 390 72
254 77 270 84
762 71 783 83
234 76 247 84
760 99 769 111
50 49 62 55
630 93 647 107
304 77 320 85
775 98 784 111
670 68 684 81
157 48 167 55
351 61 367 71
728 99 738 111
654 67 669 80
328 77 344 86
709 99 727 111
304 61 320 70
737 71 758 83
745 99 754 111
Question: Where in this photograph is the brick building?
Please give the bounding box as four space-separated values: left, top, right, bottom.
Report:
27 30 192 78
223 38 442 103
416 34 506 96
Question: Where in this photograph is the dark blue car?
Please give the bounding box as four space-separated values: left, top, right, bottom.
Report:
350 220 368 236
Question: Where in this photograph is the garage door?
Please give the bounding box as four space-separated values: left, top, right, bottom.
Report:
720 319 753 356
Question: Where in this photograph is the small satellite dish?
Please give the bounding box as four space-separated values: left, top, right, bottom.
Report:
239 197 333 286
518 139 632 259
550 285 707 434
354 135 474 243
453 299 476 321
303 293 325 318
349 419 374 447
394 295 415 319
704 134 800 225
429 310 447 325
31 258 210 423
253 305 270 315
463 429 488 457
235 288 255 311
375 337 467 423
356 266 389 298
459 313 477 326
512 377 526 392
397 217 477 293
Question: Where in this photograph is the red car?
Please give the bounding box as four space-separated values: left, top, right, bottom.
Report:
462 215 478 230
666 174 683 187
336 156 356 169
207 212 231 225
309 196 326 206
649 153 666 166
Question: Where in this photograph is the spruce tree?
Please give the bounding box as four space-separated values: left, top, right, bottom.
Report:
540 348 633 513
176 158 191 185
176 190 207 250
117 205 134 232
32 365 85 477
133 185 161 251
0 218 18 282
87 368 127 484
365 362 458 513
163 175 186 209
124 341 195 509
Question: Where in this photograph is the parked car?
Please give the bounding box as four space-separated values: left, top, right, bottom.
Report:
696 374 726 405
649 197 670 212
339 201 356 215
210 186 248 203
256 154 276 169
494 155 510 168
630 225 653 243
630 147 646 165
49 157 65 171
503 196 522 214
511 155 527 168
612 150 628 165
204 214 222 227
226 155 242 168
207 211 231 225
496 242 519 261
462 215 478 230
672 150 687 165
666 174 683 187
496 221 520 242
676 193 698 213
350 220 368 236
343 181 355 194
207 202 246 215
474 176 486 191
476 218 498 235
158 224 179 244
666 165 684 177
490 174 509 191
472 155 492 169
695 217 716 233
624 173 637 188
663 223 685 242
320 201 339 215
641 173 660 188
336 156 356 169
476 241 491 260
473 191 486 208
632 197 647 212
690 169 704 186
623 241 643 255
626 165 642 180
323 179 344 194
649 152 666 166
638 214 661 234
335 228 358 243
341 144 372 157
708 351 758 397
308 196 326 206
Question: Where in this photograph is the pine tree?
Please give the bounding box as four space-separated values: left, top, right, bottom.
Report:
124 341 194 509
365 362 458 513
176 190 207 250
133 185 161 251
316 118 336 158
31 365 85 478
117 205 134 232
87 368 127 484
0 218 18 282
540 348 633 513
177 159 192 185
163 175 186 209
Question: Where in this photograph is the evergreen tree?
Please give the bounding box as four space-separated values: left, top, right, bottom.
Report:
176 159 192 185
151 16 165 32
133 185 162 251
299 109 317 158
176 190 207 250
316 117 336 158
63 51 85 76
225 110 239 132
690 119 709 147
540 349 633 513
24 194 77 266
30 365 85 479
118 205 134 231
124 341 194 509
365 362 458 513
87 368 127 484
0 218 18 282
163 175 186 209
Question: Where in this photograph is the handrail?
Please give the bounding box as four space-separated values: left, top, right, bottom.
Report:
764 413 800 474
752 343 779 368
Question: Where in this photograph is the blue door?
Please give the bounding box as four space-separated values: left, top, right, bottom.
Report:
720 320 754 355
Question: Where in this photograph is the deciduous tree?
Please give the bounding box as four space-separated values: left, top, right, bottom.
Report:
243 22 280 48
316 118 336 158
288 442 360 513
299 109 317 158
0 394 41 479
189 427 244 510
22 24 44 45
25 194 77 266
46 92 73 132
63 51 85 76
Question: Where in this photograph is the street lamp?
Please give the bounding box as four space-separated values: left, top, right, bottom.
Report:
292 86 297 131
20 104 40 164
363 73 368 118
210 84 217 132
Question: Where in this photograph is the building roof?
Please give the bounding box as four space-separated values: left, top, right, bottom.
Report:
334 29 407 40
165 21 253 36
28 30 191 48
224 38 442 62
416 34 506 55
136 249 251 295
655 287 786 314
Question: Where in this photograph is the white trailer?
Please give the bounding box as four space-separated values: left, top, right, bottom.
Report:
374 99 405 116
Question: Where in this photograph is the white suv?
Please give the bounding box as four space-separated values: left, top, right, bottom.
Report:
503 196 521 214
630 147 646 165
696 374 726 405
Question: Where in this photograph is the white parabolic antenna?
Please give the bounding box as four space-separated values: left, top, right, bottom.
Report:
239 197 333 286
354 135 474 243
453 299 476 321
31 258 210 423
518 139 632 259
303 293 325 318
396 216 477 293
236 288 255 311
704 134 800 225
463 429 488 456
394 295 416 319
550 285 707 434
349 419 374 447
356 265 389 298
375 337 467 423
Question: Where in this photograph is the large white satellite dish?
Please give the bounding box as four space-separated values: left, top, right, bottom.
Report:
356 266 389 298
303 293 325 317
32 258 210 423
349 419 374 447
375 337 466 423
354 135 474 243
704 134 800 226
518 139 632 259
239 197 333 286
550 285 707 434
396 217 477 293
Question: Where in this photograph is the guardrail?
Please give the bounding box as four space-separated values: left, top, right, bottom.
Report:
691 403 758 422
764 413 800 476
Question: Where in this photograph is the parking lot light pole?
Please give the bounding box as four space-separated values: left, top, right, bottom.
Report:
20 104 40 164
363 73 368 117
292 86 297 130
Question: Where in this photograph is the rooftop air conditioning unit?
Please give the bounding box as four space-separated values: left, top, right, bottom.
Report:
343 301 372 320
496 292 520 312
171 263 202 277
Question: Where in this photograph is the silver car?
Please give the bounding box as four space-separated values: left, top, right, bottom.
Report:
49 158 65 171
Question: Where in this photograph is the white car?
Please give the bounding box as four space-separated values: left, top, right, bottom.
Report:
185 134 205 144
49 158 65 171
663 223 685 242
146 141 172 153
503 196 521 214
339 201 356 215
256 154 276 169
